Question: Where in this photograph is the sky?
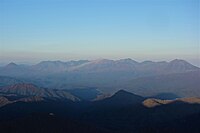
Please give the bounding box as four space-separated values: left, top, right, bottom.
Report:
0 0 199 66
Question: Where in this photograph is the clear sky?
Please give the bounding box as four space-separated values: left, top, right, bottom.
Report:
0 0 199 66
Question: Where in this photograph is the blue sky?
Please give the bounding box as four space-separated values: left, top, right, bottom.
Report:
0 0 199 66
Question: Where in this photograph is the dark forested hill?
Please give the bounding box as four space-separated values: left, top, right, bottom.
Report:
0 89 200 133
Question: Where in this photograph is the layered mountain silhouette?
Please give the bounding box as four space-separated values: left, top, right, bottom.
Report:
0 59 199 98
0 59 198 75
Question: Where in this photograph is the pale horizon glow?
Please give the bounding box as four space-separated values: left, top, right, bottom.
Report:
0 0 199 66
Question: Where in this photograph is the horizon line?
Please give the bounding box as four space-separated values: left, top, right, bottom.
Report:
1 58 199 68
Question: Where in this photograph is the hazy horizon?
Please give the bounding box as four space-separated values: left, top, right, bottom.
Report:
1 0 199 66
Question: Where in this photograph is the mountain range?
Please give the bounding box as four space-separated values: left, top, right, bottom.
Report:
0 59 199 98
1 59 198 75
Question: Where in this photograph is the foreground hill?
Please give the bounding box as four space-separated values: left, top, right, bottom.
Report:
93 90 145 107
0 114 112 133
0 89 200 133
81 90 200 133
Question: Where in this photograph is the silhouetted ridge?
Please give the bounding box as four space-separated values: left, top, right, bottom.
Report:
113 89 139 97
112 90 145 103
97 90 145 106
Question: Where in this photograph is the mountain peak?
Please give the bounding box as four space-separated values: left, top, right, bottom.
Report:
96 90 145 106
113 89 144 99
5 62 18 68
169 59 197 67
167 59 199 71
170 59 188 64
141 61 154 64
109 90 145 104
114 89 134 96
91 59 113 64
117 58 138 64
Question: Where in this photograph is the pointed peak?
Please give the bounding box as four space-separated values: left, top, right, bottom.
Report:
115 89 129 94
104 90 145 105
114 89 138 97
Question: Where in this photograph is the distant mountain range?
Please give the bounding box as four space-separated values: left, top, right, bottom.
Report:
0 59 198 76
0 59 199 97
